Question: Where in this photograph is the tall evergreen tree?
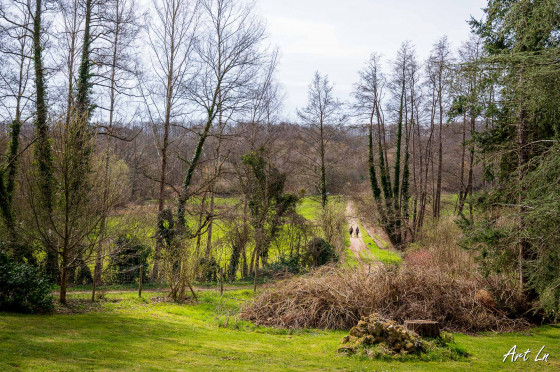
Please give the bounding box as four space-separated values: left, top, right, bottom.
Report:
464 0 560 308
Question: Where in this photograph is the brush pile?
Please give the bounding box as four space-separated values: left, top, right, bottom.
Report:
240 265 529 333
338 313 425 355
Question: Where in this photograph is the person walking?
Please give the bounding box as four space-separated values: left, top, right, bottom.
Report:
355 226 360 238
349 226 354 237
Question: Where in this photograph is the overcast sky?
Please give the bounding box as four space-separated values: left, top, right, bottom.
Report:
255 0 487 119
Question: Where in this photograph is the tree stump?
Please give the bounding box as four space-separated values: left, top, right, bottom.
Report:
404 320 440 338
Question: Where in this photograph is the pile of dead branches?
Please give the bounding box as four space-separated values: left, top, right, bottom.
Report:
240 265 529 333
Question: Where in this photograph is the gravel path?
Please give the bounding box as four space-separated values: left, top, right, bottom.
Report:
346 203 368 265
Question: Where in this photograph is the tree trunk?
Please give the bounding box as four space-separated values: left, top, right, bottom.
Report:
404 320 440 338
60 250 68 304
518 106 531 290
457 112 467 215
205 191 215 257
319 119 327 208
153 20 176 280
33 0 56 269
434 113 443 220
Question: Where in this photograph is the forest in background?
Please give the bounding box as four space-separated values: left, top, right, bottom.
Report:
0 0 559 328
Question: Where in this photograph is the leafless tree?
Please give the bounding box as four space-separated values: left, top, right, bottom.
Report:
142 0 199 280
426 36 453 220
177 0 267 226
92 0 142 297
0 0 34 249
297 71 343 208
454 36 482 217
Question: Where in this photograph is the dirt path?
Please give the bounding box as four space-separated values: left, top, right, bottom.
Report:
55 285 244 296
345 203 368 265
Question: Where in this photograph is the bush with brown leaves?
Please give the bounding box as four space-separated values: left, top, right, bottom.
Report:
240 265 529 333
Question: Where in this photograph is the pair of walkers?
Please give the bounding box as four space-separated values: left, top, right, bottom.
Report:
349 226 360 238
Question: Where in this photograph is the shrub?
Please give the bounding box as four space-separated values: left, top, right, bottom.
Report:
320 200 346 254
196 257 219 283
241 264 528 333
74 258 93 285
261 255 302 278
107 234 151 284
302 238 338 267
0 252 53 313
413 216 475 277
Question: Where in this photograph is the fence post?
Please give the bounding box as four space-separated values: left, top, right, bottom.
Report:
92 274 97 302
220 267 224 296
138 265 143 297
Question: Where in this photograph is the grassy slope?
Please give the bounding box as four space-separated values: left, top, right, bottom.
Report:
296 196 323 222
1 290 559 371
357 222 401 265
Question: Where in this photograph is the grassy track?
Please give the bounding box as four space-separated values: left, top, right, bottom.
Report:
1 290 559 371
357 222 401 265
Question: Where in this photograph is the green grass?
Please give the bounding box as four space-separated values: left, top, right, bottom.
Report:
296 197 323 221
343 222 401 267
1 289 559 371
344 247 360 267
357 222 401 265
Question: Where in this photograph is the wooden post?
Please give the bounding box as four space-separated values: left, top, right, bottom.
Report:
91 271 97 302
138 265 143 297
220 267 224 295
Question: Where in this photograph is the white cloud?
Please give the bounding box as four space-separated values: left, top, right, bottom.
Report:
266 16 369 57
256 0 487 119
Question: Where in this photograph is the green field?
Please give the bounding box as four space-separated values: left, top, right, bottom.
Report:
296 197 323 221
357 222 401 265
1 289 559 371
13 196 555 371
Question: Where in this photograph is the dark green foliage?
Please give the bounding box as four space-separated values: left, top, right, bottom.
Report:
75 0 94 116
74 258 93 285
458 216 517 277
6 119 22 202
367 121 382 201
365 47 413 248
107 235 151 284
0 251 53 313
227 224 249 281
32 0 54 214
462 0 560 313
157 208 176 249
43 251 59 284
31 0 56 277
302 238 338 267
197 257 219 283
261 255 302 277
470 0 560 54
177 117 214 229
521 146 560 316
0 118 23 242
242 148 298 266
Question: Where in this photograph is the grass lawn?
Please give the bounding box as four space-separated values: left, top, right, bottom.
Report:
296 197 323 222
1 289 559 371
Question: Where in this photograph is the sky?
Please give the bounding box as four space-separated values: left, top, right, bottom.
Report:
255 0 487 120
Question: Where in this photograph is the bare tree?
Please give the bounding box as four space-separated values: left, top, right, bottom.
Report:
353 53 387 218
177 0 267 226
454 36 482 217
92 0 142 297
297 71 343 208
142 0 199 280
359 42 419 248
0 0 34 249
426 36 453 220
